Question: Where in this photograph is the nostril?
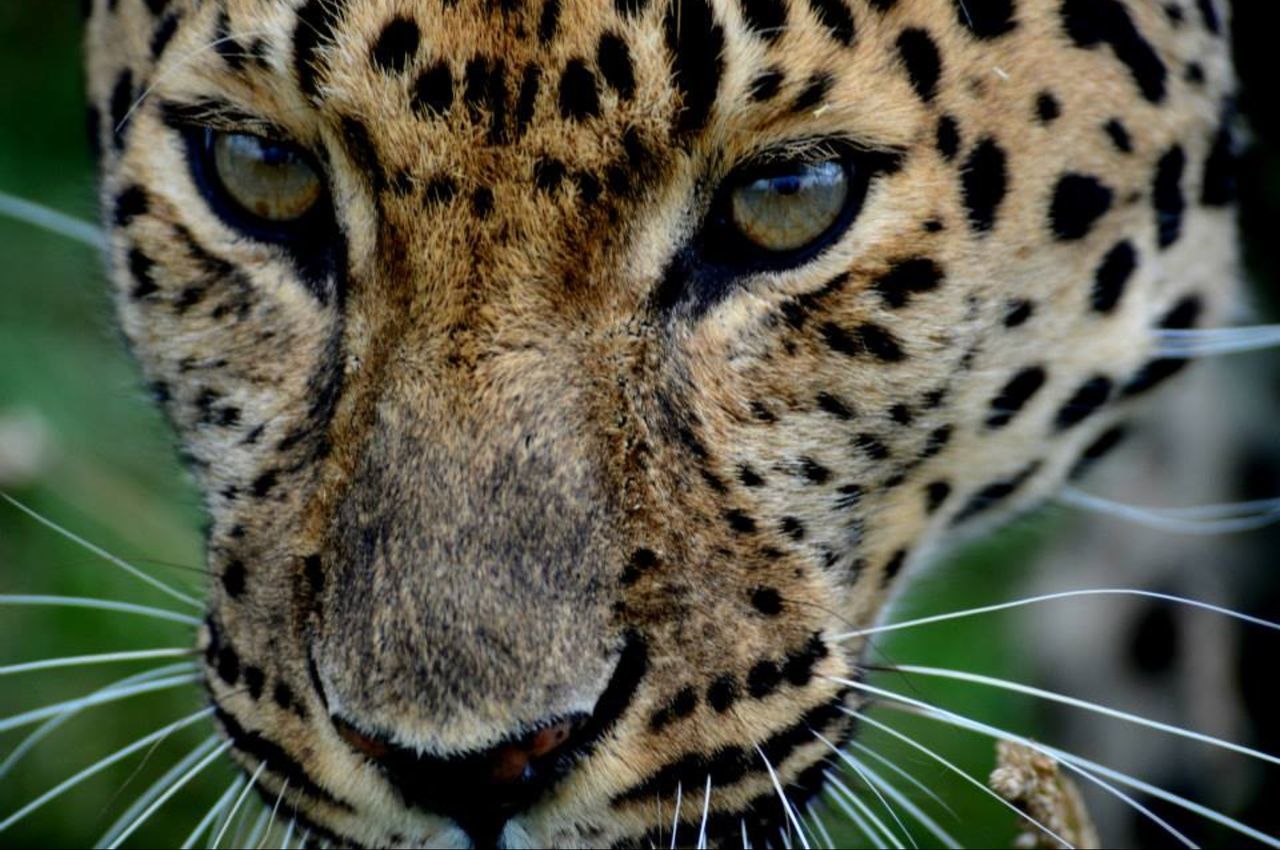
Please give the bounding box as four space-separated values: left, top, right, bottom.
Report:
488 718 579 784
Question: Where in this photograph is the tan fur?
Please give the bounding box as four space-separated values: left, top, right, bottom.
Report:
84 0 1238 845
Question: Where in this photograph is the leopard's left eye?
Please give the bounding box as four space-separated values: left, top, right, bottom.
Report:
208 131 323 225
729 161 850 254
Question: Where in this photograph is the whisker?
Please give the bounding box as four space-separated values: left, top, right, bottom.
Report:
280 814 297 850
243 806 272 849
0 594 202 626
696 775 711 850
259 779 290 850
212 761 268 849
823 768 906 850
1058 487 1280 534
182 775 245 850
883 702 1198 849
0 662 195 781
814 731 913 848
104 737 231 849
883 664 1280 768
0 647 196 677
836 752 962 850
96 734 221 848
669 780 682 850
843 738 959 820
754 743 811 850
1153 325 1280 357
0 493 204 609
0 706 214 832
804 801 836 849
834 700 1073 848
0 671 200 733
853 677 1225 849
0 190 103 248
741 817 750 850
832 587 1280 642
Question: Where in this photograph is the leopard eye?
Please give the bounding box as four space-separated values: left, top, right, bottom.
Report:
729 160 850 254
208 131 323 224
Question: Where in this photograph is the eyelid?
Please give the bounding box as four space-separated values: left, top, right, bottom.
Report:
159 98 299 147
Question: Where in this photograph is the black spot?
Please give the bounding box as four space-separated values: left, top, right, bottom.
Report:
273 681 295 711
1122 296 1201 396
925 481 952 513
780 517 806 541
559 58 600 120
1049 173 1114 241
412 62 454 116
1184 62 1205 85
747 660 782 698
1054 376 1113 430
835 483 863 510
921 424 952 459
806 0 856 45
882 549 907 583
1200 125 1237 207
1091 241 1137 313
874 257 944 309
597 34 636 100
707 675 739 712
114 186 149 226
621 547 657 586
244 666 265 699
859 323 905 362
424 176 458 206
961 138 1008 233
616 0 649 14
222 560 247 598
952 461 1042 523
109 70 134 151
1153 145 1186 249
150 12 180 60
740 0 787 41
749 68 784 102
782 634 829 686
1104 118 1133 153
216 644 240 686
371 17 420 73
1004 299 1034 327
251 469 279 498
514 65 541 137
793 73 833 113
798 457 832 484
1061 0 1167 103
896 29 942 102
750 401 777 423
751 586 784 615
954 0 1016 38
1195 0 1220 34
739 465 765 487
128 248 157 299
534 158 567 193
1069 424 1128 479
889 404 914 425
856 433 890 461
294 0 344 98
537 0 561 44
664 0 725 133
817 392 855 420
471 186 495 218
987 366 1047 428
1128 602 1180 675
726 510 757 534
340 116 386 193
1035 91 1061 123
936 115 961 161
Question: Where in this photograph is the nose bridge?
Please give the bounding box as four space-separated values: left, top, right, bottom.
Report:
313 343 621 755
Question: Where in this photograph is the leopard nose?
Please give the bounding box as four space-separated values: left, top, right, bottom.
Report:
333 712 589 844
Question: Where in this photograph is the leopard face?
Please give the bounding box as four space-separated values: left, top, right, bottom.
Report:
84 0 1238 845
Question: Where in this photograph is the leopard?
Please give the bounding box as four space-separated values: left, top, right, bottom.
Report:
77 0 1242 846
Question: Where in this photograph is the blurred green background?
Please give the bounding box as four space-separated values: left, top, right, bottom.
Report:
0 4 1276 849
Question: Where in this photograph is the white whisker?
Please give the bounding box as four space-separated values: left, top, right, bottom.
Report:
105 738 231 849
817 775 876 845
696 775 712 850
0 662 195 781
1154 325 1280 357
0 595 201 626
814 731 913 848
886 664 1280 767
0 647 195 677
0 190 103 248
823 769 905 849
213 761 268 849
260 779 290 850
0 493 203 609
805 802 836 849
854 678 1216 848
1059 487 1280 534
843 738 959 819
754 744 811 850
244 806 272 849
0 706 214 832
833 587 1279 642
837 753 962 849
183 776 245 850
280 815 297 850
0 672 200 733
670 780 682 850
832 697 1072 848
96 734 221 848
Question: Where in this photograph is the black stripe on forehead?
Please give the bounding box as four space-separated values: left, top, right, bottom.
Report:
294 0 347 99
664 0 724 134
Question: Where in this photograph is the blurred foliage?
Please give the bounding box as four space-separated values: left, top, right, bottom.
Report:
0 3 1276 849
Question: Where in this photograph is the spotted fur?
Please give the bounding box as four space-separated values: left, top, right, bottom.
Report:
83 0 1239 846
